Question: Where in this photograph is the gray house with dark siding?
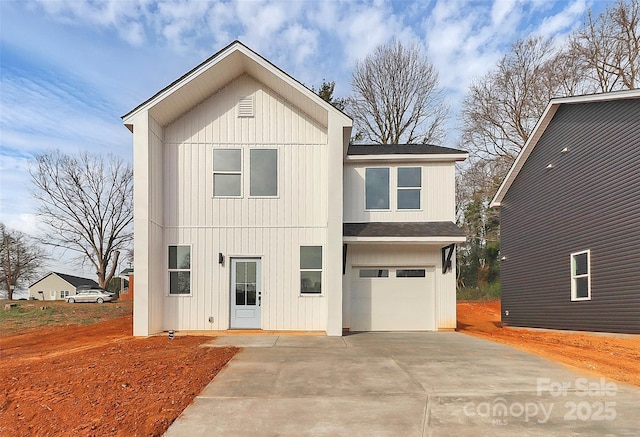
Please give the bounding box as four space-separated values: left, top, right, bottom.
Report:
491 90 640 334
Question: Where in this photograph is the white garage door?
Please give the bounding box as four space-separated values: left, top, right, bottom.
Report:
350 267 436 331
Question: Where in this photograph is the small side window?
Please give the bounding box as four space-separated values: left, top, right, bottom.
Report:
300 246 322 294
168 245 191 295
571 250 591 301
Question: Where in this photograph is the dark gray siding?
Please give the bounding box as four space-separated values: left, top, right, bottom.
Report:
500 98 640 333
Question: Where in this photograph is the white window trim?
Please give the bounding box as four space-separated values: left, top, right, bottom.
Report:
60 290 70 299
213 148 243 198
571 249 591 301
364 167 391 211
168 244 193 297
249 148 279 198
397 166 423 211
300 245 323 296
364 166 424 212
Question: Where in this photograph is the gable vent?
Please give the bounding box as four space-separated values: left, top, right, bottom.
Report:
238 96 254 118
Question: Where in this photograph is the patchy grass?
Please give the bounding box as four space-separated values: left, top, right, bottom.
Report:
0 300 132 335
457 281 501 301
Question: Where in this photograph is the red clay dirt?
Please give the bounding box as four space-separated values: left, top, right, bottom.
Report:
457 300 640 388
1 301 639 436
0 314 237 437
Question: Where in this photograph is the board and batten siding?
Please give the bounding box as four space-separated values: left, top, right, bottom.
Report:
343 162 456 223
500 98 640 333
158 74 331 332
343 244 456 330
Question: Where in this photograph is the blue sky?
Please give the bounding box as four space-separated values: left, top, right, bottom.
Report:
0 0 606 277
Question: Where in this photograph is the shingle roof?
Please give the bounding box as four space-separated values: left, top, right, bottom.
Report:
30 272 99 289
347 144 467 155
343 222 466 237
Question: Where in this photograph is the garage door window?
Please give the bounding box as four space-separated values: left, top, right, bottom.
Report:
396 269 426 278
300 246 322 294
359 269 389 278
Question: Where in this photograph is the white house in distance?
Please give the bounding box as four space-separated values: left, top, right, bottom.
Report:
29 272 99 301
122 41 467 336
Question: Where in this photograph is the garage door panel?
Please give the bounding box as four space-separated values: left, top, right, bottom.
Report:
350 268 435 331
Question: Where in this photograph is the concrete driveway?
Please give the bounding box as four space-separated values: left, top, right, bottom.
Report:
165 333 639 436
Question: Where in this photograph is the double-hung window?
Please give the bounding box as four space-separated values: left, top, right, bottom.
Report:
300 246 322 294
168 245 191 295
365 168 390 209
397 167 421 209
213 149 242 197
571 250 591 301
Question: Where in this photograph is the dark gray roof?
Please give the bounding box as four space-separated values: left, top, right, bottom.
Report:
347 144 467 155
30 272 99 289
344 222 466 237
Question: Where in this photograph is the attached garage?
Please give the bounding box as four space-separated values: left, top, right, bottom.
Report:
350 266 436 331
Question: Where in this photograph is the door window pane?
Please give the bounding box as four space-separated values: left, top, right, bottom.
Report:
250 149 277 196
236 285 245 305
365 168 390 209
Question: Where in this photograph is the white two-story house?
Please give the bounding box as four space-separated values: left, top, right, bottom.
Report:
122 41 467 336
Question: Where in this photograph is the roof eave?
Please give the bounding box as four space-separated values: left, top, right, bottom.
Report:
343 236 467 243
345 153 468 163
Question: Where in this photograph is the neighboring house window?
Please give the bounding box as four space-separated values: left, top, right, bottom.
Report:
213 149 242 197
365 168 390 209
571 250 591 301
250 149 278 196
300 246 322 294
60 290 69 299
397 167 421 210
359 269 389 278
168 245 191 295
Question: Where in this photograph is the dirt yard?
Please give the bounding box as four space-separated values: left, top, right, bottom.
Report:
0 303 236 437
1 300 639 436
457 300 640 388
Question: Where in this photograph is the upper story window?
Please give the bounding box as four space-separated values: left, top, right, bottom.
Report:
365 168 390 210
250 149 278 196
213 149 242 197
571 250 591 301
365 166 422 211
397 167 421 210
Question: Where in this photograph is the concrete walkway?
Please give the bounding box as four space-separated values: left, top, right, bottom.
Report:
165 333 639 436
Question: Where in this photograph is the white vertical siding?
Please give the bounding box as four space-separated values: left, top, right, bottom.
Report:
343 244 456 330
343 162 456 223
158 75 330 332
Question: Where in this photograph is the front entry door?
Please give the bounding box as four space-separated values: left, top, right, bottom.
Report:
230 258 261 329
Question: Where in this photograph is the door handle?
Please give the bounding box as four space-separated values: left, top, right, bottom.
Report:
258 291 262 306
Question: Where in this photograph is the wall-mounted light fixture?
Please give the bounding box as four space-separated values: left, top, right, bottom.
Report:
218 253 224 265
546 163 554 170
561 147 569 154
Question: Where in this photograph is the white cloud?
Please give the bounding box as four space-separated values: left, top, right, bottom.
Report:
535 0 588 38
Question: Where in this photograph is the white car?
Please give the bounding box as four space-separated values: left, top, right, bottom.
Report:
66 288 117 304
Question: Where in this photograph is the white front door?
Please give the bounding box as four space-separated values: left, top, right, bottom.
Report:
230 258 261 329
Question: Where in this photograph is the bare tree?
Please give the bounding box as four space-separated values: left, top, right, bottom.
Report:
30 150 133 289
348 40 448 144
461 36 563 162
0 223 46 300
570 0 640 92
